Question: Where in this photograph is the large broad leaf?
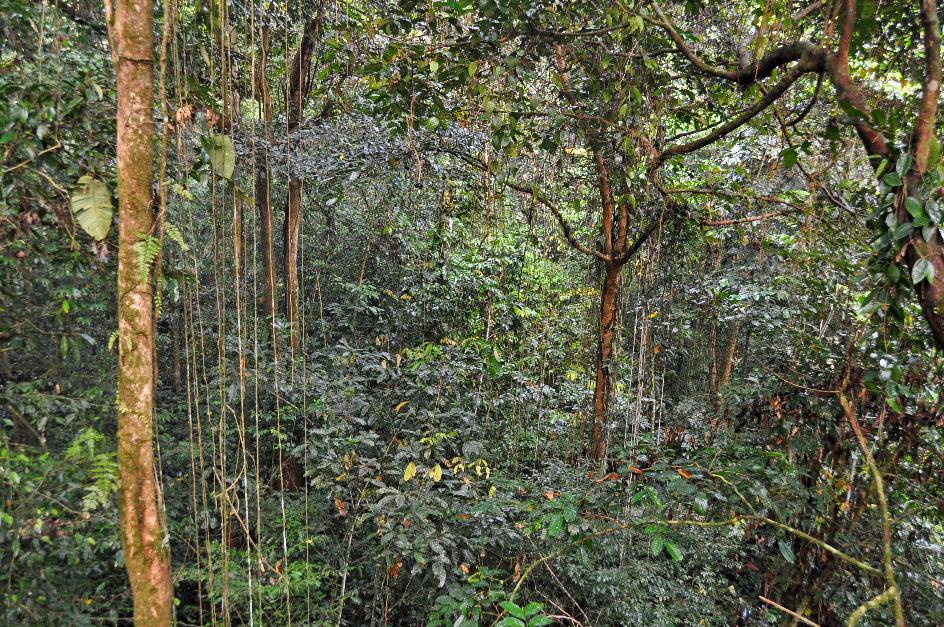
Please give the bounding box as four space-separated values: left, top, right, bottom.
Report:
207 134 235 180
70 175 113 240
912 258 935 285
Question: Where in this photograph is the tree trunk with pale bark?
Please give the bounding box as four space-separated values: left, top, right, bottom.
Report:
106 0 173 622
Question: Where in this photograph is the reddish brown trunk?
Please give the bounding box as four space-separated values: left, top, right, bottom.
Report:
707 319 718 396
283 21 318 353
590 261 621 462
255 28 277 325
284 177 303 352
903 190 944 348
718 321 740 389
107 0 173 622
827 1 944 348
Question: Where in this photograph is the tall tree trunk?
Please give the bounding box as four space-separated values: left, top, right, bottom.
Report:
255 27 277 325
284 177 302 352
106 0 173 622
718 321 740 389
590 261 621 462
707 318 718 396
283 20 318 353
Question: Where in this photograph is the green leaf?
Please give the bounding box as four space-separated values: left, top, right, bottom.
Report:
133 234 161 284
528 617 553 626
500 601 526 619
896 152 913 175
875 159 889 177
523 602 543 616
922 225 938 242
891 222 913 240
911 258 935 285
904 197 924 218
650 535 664 557
499 619 526 627
781 147 798 169
70 175 113 241
778 539 796 564
429 60 439 73
694 494 709 515
926 200 941 224
207 134 235 179
664 540 683 562
165 222 189 251
887 396 903 413
883 171 903 187
546 514 564 537
424 116 440 131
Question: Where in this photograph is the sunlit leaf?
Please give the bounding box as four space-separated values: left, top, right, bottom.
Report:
70 175 113 241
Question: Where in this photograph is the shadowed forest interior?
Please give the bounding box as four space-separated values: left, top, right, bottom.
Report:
1 0 944 624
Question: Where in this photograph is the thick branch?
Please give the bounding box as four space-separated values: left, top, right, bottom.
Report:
501 177 610 261
648 2 816 85
913 0 941 173
653 50 824 166
613 219 660 265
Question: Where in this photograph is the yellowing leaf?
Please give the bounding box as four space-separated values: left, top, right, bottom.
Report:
70 175 113 241
395 400 410 413
207 134 235 179
428 463 443 482
403 462 417 482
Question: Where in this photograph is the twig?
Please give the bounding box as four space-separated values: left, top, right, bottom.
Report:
759 596 821 626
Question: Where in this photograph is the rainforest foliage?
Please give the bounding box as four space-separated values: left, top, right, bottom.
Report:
1 0 944 625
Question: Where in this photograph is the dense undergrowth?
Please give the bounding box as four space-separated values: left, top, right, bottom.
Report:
3 0 944 625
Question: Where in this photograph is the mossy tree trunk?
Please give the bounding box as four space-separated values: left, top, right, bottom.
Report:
106 0 173 623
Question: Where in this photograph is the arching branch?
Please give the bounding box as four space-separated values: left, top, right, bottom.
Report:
653 50 824 166
443 148 610 261
647 2 817 85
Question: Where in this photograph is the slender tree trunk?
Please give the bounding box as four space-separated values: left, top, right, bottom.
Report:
255 27 277 325
718 321 740 389
284 177 302 352
707 318 718 396
590 261 621 462
107 0 173 622
283 19 318 353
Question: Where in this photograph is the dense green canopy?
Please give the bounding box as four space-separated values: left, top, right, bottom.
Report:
1 0 942 625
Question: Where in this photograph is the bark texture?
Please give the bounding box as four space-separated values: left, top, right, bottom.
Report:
284 20 319 353
255 27 277 325
590 261 622 461
107 0 173 622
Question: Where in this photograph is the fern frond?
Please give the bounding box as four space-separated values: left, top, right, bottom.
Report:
134 233 161 284
165 222 189 252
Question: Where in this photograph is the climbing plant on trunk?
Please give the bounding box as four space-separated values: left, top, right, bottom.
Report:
104 0 173 623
